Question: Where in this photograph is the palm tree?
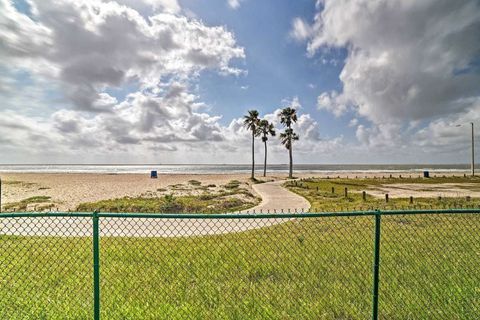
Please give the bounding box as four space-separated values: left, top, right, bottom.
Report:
278 107 298 179
258 119 276 177
243 110 260 179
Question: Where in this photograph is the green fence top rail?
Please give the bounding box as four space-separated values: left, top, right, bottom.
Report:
1 208 480 219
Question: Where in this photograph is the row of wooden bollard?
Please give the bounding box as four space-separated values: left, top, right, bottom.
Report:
296 181 474 204
383 194 472 203
321 173 472 179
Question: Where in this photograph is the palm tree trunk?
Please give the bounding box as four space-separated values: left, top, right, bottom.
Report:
251 131 255 179
263 140 267 177
289 138 293 179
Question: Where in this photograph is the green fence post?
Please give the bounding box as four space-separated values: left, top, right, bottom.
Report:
93 210 100 320
372 211 381 320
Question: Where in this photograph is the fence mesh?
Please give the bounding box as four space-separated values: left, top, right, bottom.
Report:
99 216 373 319
0 211 479 319
0 216 93 319
380 213 480 319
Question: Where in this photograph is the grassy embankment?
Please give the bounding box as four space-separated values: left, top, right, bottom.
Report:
77 180 260 213
285 176 480 211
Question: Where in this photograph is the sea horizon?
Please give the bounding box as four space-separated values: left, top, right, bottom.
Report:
0 163 476 174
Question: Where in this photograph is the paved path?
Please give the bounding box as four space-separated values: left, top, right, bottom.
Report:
0 180 310 237
246 180 310 213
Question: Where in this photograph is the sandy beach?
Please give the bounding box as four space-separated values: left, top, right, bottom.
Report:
0 170 474 211
0 173 266 211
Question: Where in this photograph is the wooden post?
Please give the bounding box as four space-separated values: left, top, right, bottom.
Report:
362 191 366 201
344 187 348 198
409 196 413 204
466 196 471 201
385 194 389 203
331 187 335 194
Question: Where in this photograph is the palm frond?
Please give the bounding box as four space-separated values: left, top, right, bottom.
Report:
243 110 260 132
278 107 298 128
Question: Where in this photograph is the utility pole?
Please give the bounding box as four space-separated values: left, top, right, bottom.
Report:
456 123 475 176
472 122 475 176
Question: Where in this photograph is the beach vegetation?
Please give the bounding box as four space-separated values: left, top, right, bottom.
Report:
2 180 37 188
76 189 259 214
224 180 241 189
188 180 202 186
4 196 52 211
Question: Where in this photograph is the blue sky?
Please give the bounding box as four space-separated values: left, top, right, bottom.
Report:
0 0 479 164
184 0 349 135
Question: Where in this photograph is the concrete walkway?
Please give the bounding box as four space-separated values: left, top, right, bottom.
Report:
246 180 310 213
0 180 310 237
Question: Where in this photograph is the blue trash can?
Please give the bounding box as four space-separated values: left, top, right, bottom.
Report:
150 170 158 179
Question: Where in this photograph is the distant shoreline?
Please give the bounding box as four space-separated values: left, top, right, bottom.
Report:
0 164 475 174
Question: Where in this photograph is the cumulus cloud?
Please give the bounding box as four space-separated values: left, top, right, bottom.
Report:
348 118 358 127
300 0 480 124
1 0 245 112
294 0 480 154
227 0 244 10
0 0 252 162
317 91 348 117
113 0 181 14
414 102 480 152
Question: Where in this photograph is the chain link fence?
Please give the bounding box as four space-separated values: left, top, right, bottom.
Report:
1 210 479 319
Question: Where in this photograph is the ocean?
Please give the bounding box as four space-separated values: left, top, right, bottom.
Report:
0 164 474 174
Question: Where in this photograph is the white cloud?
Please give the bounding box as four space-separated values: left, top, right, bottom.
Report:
301 0 480 124
281 96 302 110
289 17 312 41
0 0 252 162
119 0 181 13
1 0 245 112
414 102 480 152
317 91 349 117
295 0 480 153
227 0 243 10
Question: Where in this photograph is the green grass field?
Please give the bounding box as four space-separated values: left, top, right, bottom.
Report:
286 176 480 211
1 212 479 319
